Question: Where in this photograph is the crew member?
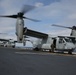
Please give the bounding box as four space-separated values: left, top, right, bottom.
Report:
50 39 56 52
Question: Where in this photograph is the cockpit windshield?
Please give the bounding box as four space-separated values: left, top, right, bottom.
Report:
64 38 72 42
68 37 76 44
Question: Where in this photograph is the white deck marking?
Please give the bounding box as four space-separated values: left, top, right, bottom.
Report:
15 51 76 57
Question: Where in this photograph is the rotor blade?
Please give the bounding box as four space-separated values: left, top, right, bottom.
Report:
0 33 7 34
24 17 40 22
52 24 72 29
0 15 17 18
21 5 36 14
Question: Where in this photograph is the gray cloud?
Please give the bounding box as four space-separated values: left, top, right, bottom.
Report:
0 0 76 40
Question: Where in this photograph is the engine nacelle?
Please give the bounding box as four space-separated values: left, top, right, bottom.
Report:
70 30 76 36
17 36 23 43
16 18 24 43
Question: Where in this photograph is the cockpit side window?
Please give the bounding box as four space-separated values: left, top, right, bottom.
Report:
59 38 64 43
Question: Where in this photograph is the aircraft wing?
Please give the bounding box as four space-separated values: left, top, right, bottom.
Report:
58 36 76 38
23 28 48 39
0 39 9 42
0 38 17 43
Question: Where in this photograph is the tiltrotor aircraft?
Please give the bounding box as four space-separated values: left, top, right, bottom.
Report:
0 38 17 48
0 5 76 54
52 24 76 44
0 5 39 43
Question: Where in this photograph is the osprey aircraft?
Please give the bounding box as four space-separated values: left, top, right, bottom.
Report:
0 5 39 43
0 5 76 54
52 24 76 44
0 38 17 48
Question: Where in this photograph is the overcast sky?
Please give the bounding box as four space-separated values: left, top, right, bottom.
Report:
0 0 76 46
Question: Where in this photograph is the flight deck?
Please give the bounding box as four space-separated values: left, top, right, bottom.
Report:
0 47 76 75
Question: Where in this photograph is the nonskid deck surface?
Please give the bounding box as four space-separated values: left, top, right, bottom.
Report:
0 47 76 75
1 47 76 57
15 47 76 57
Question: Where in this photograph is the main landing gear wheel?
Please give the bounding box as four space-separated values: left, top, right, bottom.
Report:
33 47 40 51
68 51 72 54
